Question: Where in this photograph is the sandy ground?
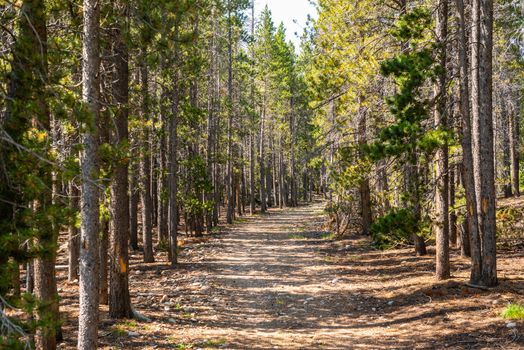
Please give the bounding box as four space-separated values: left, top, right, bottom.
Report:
57 200 524 349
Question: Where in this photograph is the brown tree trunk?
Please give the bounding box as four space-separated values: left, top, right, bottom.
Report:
99 219 109 305
68 182 80 282
249 0 257 214
129 162 139 251
434 0 450 280
158 83 169 242
169 19 181 266
471 0 497 286
260 98 267 212
226 2 235 224
108 2 132 317
357 102 371 235
456 0 481 283
501 97 512 198
140 45 154 264
449 165 458 247
509 104 520 196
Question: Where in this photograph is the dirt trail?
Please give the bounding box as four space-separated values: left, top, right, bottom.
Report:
60 201 524 349
172 201 355 349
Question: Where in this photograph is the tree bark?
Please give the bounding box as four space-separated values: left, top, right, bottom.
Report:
140 45 154 264
434 0 450 280
78 0 101 347
456 0 481 283
98 219 109 305
226 2 235 224
109 5 132 317
509 104 520 196
357 102 371 235
259 95 267 212
68 182 80 282
449 165 458 247
169 19 181 266
476 0 497 287
129 162 139 251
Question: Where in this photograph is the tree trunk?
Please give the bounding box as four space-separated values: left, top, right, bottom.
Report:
226 2 235 224
501 98 513 197
259 100 267 213
357 101 372 235
99 219 109 305
434 0 450 280
206 11 217 229
509 104 520 197
449 165 458 247
140 45 154 264
169 19 181 266
68 182 80 282
158 110 169 241
459 216 471 257
475 0 497 287
129 162 139 251
78 0 101 347
249 0 257 214
108 5 132 317
456 0 482 283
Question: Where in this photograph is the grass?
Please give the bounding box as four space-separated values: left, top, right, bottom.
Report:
169 338 228 349
322 256 338 263
289 234 307 240
199 338 228 348
321 232 337 240
122 320 138 328
501 303 524 320
111 320 138 337
156 239 170 252
111 327 127 337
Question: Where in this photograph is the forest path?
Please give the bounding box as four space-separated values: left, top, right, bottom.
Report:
168 200 356 349
117 200 369 349
83 200 522 349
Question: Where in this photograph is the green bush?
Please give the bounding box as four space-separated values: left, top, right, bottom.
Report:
371 208 419 249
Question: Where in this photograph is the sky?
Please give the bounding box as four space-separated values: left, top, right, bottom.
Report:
255 0 317 51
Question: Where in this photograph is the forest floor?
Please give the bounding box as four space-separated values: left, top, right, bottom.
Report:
57 200 524 350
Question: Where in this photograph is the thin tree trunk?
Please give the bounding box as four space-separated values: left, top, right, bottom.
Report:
357 101 372 235
78 0 101 347
502 105 512 198
99 219 109 305
206 11 217 229
260 99 267 213
226 2 235 224
129 162 139 251
169 19 181 266
449 165 458 247
68 182 80 282
434 0 450 280
140 45 154 264
249 0 257 214
456 0 482 283
509 104 520 196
